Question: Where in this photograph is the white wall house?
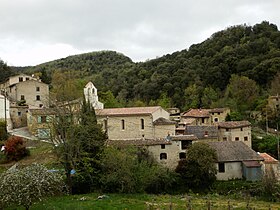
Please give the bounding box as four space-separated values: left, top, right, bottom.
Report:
0 94 12 130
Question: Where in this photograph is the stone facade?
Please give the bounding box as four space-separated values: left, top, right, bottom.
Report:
96 106 175 140
8 80 49 108
9 106 28 128
0 74 38 89
217 121 252 147
27 108 56 139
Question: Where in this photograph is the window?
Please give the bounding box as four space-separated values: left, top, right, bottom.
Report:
204 131 209 137
244 136 248 141
214 118 218 122
121 119 125 130
160 153 167 160
18 112 21 116
179 152 186 159
19 77 23 82
141 119 144 130
235 137 239 141
202 118 205 123
36 87 40 91
20 95 25 100
218 163 225 173
218 113 220 115
39 104 43 108
104 119 108 131
181 140 192 149
36 95 41 101
38 116 47 123
223 137 227 141
226 128 229 131
26 77 29 81
161 144 165 149
240 128 243 131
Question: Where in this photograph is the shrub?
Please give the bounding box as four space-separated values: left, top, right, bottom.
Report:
100 146 176 193
0 164 65 210
4 136 29 161
0 120 7 141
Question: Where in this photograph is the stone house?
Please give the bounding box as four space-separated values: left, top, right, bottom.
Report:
208 141 264 181
27 108 56 139
9 105 28 128
217 121 252 147
0 74 38 89
181 108 230 126
259 153 279 179
181 109 211 125
209 108 230 123
107 134 198 169
95 106 176 140
0 74 49 108
267 95 280 112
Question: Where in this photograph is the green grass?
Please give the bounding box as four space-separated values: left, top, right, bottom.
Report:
6 193 280 210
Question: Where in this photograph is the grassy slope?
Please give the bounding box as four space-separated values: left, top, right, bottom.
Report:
7 193 280 210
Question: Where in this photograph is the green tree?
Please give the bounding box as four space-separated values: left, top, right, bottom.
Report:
201 87 219 108
0 164 64 210
0 59 12 83
175 142 217 191
52 98 106 194
101 146 176 193
270 72 280 96
225 75 259 112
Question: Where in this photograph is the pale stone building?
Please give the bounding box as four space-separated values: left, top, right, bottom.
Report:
96 106 175 140
208 141 263 181
0 74 49 108
27 108 56 139
84 82 104 109
217 121 252 147
181 108 230 126
107 134 198 169
0 94 12 130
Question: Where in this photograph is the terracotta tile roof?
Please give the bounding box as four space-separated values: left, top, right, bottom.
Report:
208 141 263 162
153 117 176 125
217 121 251 129
106 138 172 146
96 106 162 116
182 109 211 118
259 153 279 164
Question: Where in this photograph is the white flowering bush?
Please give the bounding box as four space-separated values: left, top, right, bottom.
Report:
0 164 65 210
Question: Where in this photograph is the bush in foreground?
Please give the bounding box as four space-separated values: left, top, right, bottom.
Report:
0 164 65 210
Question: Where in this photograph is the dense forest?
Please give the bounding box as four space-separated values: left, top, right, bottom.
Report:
2 21 280 116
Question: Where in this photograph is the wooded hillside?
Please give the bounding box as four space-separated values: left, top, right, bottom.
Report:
8 21 280 112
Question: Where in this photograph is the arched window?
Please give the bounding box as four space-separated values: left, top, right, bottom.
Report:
160 153 167 160
141 119 144 130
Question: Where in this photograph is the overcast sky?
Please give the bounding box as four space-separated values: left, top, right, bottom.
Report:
0 0 279 66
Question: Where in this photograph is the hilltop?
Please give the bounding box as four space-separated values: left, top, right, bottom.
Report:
9 21 280 110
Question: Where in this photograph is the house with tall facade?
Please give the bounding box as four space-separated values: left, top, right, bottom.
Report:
217 121 252 147
0 74 49 108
